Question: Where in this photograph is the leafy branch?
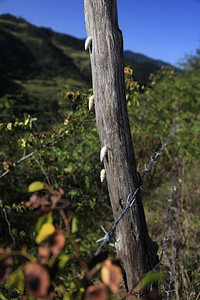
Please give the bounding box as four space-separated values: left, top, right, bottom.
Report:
0 132 66 180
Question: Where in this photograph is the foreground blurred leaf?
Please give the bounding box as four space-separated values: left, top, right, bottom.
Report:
101 260 121 293
140 271 168 287
58 254 71 269
28 181 44 192
36 213 53 233
35 223 55 244
71 216 79 234
84 284 108 300
5 267 24 292
0 292 8 300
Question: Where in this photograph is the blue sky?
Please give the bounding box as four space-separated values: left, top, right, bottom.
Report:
0 0 200 66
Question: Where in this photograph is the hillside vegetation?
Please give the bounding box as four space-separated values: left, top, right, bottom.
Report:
0 14 178 128
0 14 91 126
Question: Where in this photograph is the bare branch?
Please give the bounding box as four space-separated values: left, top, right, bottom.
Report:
33 156 51 186
1 204 16 245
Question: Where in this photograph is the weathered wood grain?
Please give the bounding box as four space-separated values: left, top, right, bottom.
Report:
84 0 157 291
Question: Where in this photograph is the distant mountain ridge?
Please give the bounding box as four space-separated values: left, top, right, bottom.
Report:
0 13 176 89
0 14 90 86
123 50 179 82
0 14 178 126
124 50 173 67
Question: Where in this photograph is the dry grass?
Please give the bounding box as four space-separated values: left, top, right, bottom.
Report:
143 159 200 299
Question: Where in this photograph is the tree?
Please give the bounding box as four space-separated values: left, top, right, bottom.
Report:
84 0 158 292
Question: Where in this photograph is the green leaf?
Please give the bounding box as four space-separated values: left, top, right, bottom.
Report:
0 123 4 131
58 254 71 269
0 292 8 300
5 267 24 292
140 271 168 287
71 216 79 234
63 292 75 300
28 181 44 192
36 213 53 233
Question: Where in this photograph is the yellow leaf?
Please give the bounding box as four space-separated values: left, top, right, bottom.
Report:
7 123 12 130
35 223 55 244
36 213 53 233
28 181 44 192
65 130 70 135
63 166 73 173
64 119 69 125
24 118 29 125
21 138 26 148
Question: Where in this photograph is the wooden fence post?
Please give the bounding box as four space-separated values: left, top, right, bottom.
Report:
84 0 157 292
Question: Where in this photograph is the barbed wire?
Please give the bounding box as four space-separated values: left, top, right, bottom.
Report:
95 125 178 255
158 161 182 299
159 169 176 262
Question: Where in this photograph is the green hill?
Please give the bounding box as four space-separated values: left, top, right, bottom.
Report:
0 14 92 126
124 50 180 82
0 14 91 85
0 14 178 126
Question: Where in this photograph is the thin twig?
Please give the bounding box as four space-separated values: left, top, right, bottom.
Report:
0 249 36 262
1 206 16 245
33 156 51 186
60 209 89 277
